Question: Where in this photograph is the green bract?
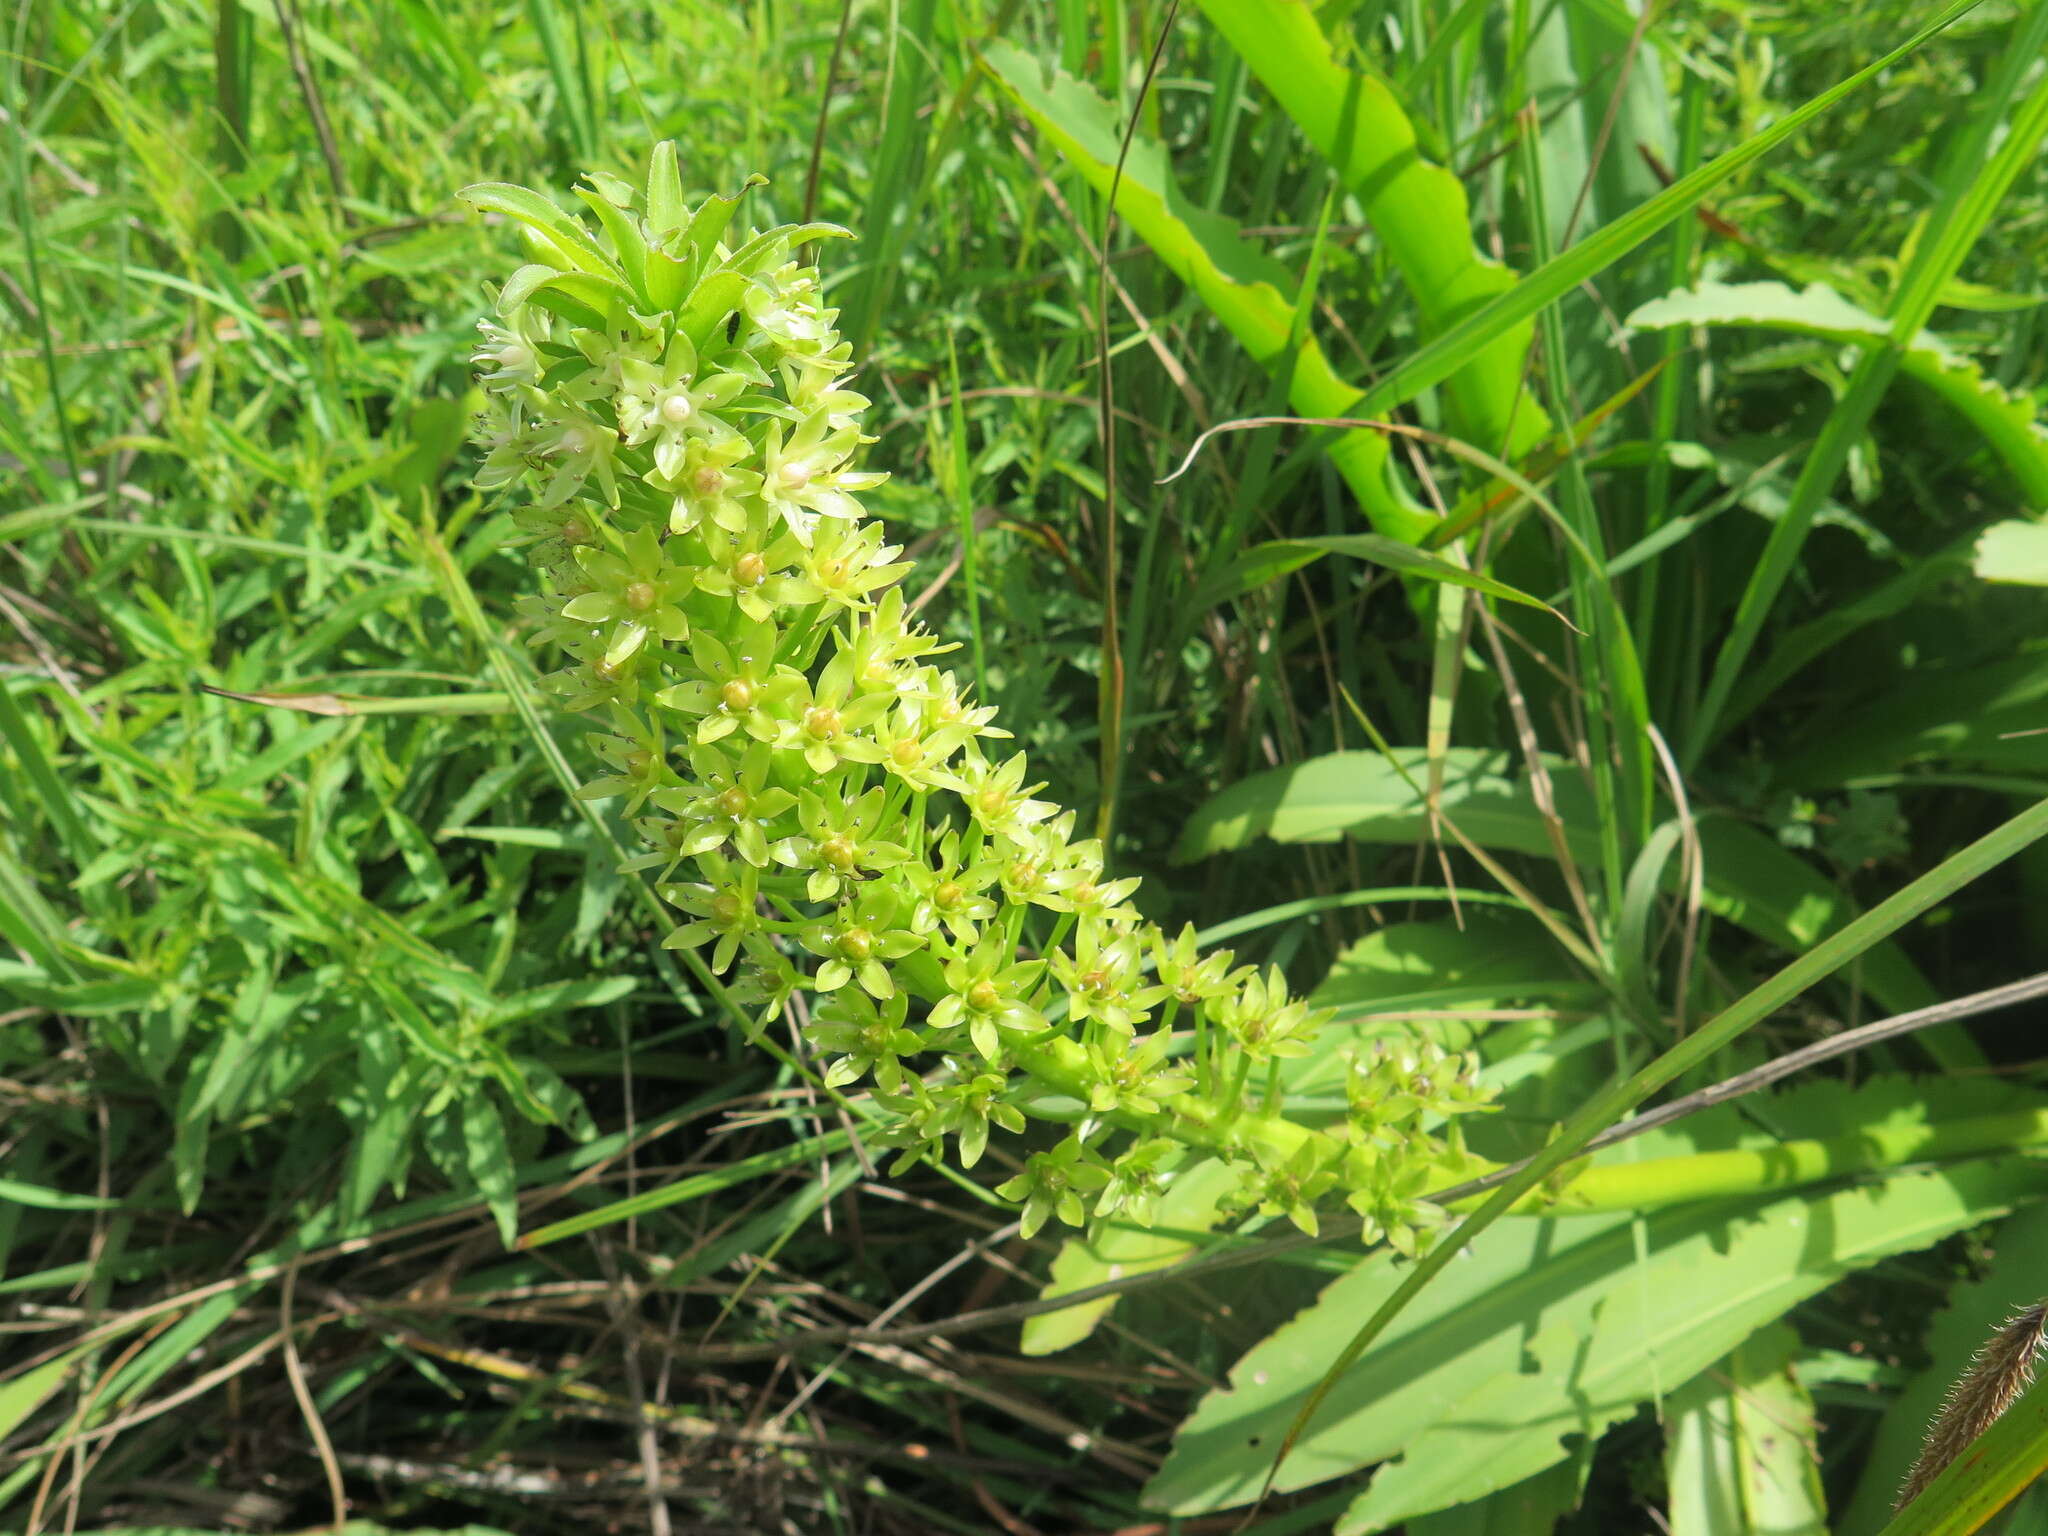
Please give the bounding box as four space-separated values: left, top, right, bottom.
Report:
462 147 1495 1248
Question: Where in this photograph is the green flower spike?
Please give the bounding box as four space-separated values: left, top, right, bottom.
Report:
462 148 1495 1249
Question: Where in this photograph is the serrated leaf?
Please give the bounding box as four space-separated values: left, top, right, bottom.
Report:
1973 520 2048 586
1626 281 2048 510
1145 1153 2048 1524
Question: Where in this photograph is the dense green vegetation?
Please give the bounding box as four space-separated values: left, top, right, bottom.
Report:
7 1 2048 1532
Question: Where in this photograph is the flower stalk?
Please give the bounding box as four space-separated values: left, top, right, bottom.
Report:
461 148 1492 1245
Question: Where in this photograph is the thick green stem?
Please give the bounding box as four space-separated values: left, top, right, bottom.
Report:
1010 1037 1332 1163
1503 1109 2048 1215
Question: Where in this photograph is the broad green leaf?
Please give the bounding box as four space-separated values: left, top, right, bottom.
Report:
1973 520 2048 586
1144 1149 2048 1525
981 41 1426 541
1770 646 2048 789
1173 748 1574 862
1022 1157 1242 1356
1310 912 1584 1028
1272 795 2048 1512
1191 535 1564 618
1517 0 1673 264
1190 0 1548 463
1174 746 1942 1022
1406 1460 1582 1536
1664 1322 1827 1536
1626 282 2048 509
1149 1076 2030 1517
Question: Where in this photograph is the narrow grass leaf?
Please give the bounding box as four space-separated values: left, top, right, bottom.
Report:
1191 535 1563 617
